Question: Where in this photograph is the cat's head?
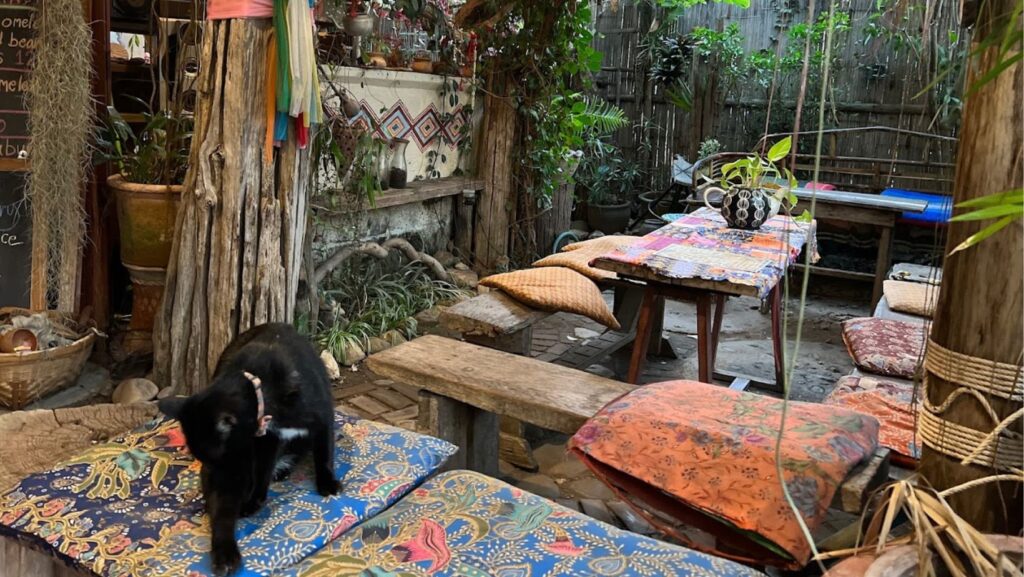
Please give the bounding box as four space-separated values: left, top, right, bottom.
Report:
158 374 256 466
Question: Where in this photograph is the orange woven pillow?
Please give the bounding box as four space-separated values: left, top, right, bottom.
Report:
533 235 640 281
480 267 621 329
883 280 938 317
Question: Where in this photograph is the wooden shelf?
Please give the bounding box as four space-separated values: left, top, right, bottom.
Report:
316 176 484 214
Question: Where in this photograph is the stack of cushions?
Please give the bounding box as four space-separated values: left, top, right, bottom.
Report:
842 317 927 379
882 280 939 318
480 267 620 330
568 380 879 569
280 470 764 577
825 374 920 466
0 413 456 576
532 235 640 281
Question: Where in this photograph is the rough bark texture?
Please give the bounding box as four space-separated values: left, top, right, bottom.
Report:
918 0 1022 533
154 20 310 394
473 72 515 270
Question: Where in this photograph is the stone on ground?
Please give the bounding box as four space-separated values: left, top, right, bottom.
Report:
449 268 479 289
366 337 391 355
320 350 342 380
382 330 407 346
339 342 366 367
112 378 159 405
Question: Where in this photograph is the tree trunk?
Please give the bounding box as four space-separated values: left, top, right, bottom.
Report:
918 0 1022 533
473 72 515 271
154 19 310 394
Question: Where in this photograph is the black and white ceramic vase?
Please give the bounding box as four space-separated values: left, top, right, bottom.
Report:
703 186 778 230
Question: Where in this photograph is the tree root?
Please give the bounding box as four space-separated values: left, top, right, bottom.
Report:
313 237 452 286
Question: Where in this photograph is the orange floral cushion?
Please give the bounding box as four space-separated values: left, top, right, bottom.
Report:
825 374 920 464
883 280 938 317
533 235 640 281
480 267 620 329
569 380 879 569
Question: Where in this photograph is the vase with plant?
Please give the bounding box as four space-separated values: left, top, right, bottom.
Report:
576 138 642 234
99 101 192 352
703 136 800 230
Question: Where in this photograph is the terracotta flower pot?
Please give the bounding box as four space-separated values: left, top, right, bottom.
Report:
109 174 182 268
108 174 181 354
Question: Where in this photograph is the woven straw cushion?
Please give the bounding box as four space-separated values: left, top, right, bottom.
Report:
842 317 926 378
533 235 640 281
883 280 938 317
480 267 621 329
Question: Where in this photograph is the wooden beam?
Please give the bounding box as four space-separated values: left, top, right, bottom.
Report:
473 72 515 269
317 176 484 213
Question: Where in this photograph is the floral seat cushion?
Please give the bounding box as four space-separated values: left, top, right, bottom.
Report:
568 380 879 569
0 413 456 577
842 317 927 378
825 374 920 464
280 470 764 577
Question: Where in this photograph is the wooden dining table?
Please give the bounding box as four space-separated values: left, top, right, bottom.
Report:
590 208 817 390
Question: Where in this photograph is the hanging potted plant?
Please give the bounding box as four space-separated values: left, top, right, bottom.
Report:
98 101 192 353
702 136 801 230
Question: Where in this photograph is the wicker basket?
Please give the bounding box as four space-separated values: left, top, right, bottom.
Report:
0 309 97 409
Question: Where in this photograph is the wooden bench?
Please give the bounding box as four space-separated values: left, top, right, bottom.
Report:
367 335 891 515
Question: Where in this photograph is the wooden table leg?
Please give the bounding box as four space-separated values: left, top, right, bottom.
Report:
418 391 499 477
626 287 658 384
872 224 894 307
696 293 712 383
709 293 725 369
770 285 785 390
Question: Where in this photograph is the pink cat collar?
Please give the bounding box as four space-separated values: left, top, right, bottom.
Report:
243 371 273 436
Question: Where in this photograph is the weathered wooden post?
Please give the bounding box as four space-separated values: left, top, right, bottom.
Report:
917 0 1022 533
154 19 312 394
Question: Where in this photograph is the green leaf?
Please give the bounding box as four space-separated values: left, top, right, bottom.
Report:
766 136 792 162
949 203 1024 222
955 189 1023 208
950 216 1018 255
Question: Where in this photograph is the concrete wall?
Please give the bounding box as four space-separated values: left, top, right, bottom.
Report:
313 197 455 263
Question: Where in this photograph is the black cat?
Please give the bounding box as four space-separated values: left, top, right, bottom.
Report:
158 323 341 576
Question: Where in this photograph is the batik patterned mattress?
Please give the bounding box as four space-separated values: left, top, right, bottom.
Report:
0 413 456 577
280 470 764 577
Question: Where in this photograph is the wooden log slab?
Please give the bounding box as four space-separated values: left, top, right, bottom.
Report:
367 335 635 435
440 291 549 338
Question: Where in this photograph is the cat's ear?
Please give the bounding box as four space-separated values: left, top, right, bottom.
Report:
216 413 238 438
158 396 188 420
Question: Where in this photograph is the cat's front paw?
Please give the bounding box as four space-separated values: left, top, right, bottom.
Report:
316 475 341 497
211 540 242 576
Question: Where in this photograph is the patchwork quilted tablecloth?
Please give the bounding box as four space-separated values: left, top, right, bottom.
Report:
0 413 456 577
280 470 764 577
594 208 817 299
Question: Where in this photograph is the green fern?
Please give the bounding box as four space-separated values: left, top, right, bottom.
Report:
577 98 628 136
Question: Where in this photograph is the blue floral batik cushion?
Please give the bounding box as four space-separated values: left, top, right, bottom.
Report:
279 470 765 577
0 413 456 577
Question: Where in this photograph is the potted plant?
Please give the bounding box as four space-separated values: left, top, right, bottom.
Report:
576 138 641 234
98 101 191 352
703 136 801 230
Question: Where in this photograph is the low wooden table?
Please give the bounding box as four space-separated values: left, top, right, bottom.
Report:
592 208 815 390
789 188 927 305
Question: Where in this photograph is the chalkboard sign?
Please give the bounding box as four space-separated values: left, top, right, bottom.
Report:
0 170 30 307
0 0 36 160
